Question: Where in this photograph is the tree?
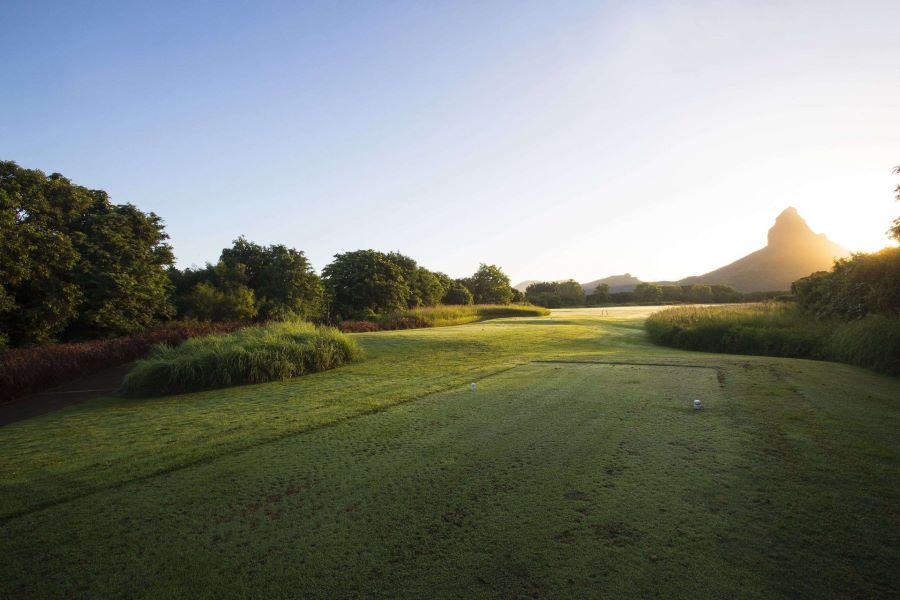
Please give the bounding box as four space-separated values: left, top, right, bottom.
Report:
587 284 610 305
322 250 409 317
464 264 513 304
710 284 740 303
684 284 713 303
526 280 585 307
220 237 324 320
525 282 561 308
660 286 683 302
65 199 175 338
384 252 446 308
0 161 174 345
633 283 663 303
556 280 586 306
181 282 258 321
442 281 474 305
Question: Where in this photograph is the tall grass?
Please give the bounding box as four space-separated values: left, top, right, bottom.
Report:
339 304 550 332
120 321 361 397
0 322 245 402
828 316 900 375
646 303 900 375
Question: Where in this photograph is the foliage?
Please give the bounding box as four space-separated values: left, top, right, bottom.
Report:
0 321 244 401
322 250 410 318
646 303 900 375
65 200 175 339
120 321 360 397
384 252 447 308
180 282 258 322
172 238 324 322
525 279 585 308
792 247 900 319
586 283 610 305
462 263 513 304
0 161 173 345
633 283 663 303
442 281 474 305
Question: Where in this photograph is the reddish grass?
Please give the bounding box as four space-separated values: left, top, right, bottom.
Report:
337 316 431 333
0 322 246 403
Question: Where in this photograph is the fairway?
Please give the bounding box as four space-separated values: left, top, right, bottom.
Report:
2 308 899 598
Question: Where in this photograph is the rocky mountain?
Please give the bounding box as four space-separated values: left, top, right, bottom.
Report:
674 207 847 292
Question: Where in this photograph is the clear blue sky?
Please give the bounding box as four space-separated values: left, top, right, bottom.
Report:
3 1 899 283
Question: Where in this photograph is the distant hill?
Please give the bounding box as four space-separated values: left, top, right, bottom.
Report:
675 207 847 292
581 274 642 294
513 280 543 292
517 208 847 295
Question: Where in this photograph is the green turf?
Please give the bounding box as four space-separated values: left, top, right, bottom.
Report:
1 307 898 598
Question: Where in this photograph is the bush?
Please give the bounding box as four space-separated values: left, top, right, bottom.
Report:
0 322 245 402
120 321 361 397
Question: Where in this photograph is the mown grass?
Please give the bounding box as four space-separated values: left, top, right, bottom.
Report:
1 307 898 598
120 321 360 397
646 302 900 374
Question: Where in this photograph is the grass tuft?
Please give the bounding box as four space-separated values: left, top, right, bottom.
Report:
120 321 361 397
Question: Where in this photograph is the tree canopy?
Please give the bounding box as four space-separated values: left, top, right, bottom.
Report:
0 161 174 345
462 264 513 304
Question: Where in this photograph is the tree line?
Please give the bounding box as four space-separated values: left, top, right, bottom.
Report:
524 280 780 308
0 161 522 348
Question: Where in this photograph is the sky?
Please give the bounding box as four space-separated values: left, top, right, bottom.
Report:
2 0 899 283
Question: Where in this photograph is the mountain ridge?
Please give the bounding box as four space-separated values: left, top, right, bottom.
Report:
515 208 848 294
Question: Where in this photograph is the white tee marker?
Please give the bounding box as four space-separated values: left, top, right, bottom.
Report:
693 399 703 410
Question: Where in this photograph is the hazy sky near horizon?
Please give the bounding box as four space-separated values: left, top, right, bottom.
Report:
3 1 899 283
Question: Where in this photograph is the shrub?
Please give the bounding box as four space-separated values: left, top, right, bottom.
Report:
0 322 245 402
120 321 361 397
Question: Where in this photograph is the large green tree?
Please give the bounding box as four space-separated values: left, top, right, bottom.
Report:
463 264 513 304
322 250 409 317
220 237 324 320
0 161 174 345
385 252 447 308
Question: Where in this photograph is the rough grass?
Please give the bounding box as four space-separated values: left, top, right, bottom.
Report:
2 308 898 598
646 303 900 375
120 321 361 397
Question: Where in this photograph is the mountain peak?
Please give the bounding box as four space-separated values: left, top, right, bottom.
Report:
768 206 816 247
